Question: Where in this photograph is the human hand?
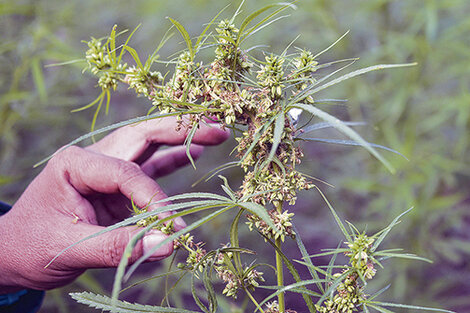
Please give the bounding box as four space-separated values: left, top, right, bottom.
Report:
0 117 229 293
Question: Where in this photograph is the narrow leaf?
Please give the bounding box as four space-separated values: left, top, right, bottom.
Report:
313 30 350 59
265 113 285 167
124 46 144 70
195 6 227 51
314 186 351 242
298 137 407 159
184 122 199 169
31 57 47 102
118 24 141 65
292 223 324 293
238 4 279 39
371 207 413 252
295 104 395 173
258 279 327 309
370 302 455 313
168 17 194 59
305 63 417 96
299 121 365 134
230 209 245 271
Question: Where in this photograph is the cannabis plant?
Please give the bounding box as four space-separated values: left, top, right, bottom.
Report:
42 2 455 312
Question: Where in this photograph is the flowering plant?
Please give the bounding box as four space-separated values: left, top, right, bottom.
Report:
43 2 454 312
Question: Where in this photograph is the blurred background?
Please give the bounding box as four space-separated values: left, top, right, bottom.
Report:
1 0 470 312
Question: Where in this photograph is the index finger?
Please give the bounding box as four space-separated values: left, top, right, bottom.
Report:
87 117 229 162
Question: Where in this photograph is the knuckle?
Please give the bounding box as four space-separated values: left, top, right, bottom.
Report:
116 160 145 188
103 230 130 267
46 146 84 174
49 145 82 166
117 160 142 178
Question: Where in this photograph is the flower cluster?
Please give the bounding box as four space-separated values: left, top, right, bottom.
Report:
345 233 377 279
264 301 297 313
257 54 285 100
84 21 320 208
315 272 366 313
218 264 265 299
83 21 325 308
177 238 208 273
246 209 296 242
316 234 379 312
85 37 112 75
290 49 318 104
85 37 125 91
177 243 265 299
124 66 162 97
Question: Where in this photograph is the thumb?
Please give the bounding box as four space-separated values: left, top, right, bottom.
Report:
61 223 174 269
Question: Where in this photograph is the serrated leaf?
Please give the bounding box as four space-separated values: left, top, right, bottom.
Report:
34 112 180 168
109 25 117 65
237 201 277 233
203 261 217 313
70 292 200 313
118 205 235 295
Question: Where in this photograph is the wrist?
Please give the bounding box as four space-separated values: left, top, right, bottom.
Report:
0 204 27 293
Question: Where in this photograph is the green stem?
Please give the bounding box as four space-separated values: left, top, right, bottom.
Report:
245 288 265 313
275 201 285 312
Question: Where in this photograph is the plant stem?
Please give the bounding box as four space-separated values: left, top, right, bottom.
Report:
275 201 285 312
245 288 265 313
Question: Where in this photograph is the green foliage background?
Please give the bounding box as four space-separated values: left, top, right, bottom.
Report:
1 0 469 312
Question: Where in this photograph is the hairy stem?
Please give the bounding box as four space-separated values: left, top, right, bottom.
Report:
275 201 285 312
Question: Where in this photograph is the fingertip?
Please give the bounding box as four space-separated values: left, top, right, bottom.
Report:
194 122 230 145
188 144 205 160
143 230 174 262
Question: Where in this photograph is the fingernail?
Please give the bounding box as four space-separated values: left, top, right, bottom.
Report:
143 231 172 261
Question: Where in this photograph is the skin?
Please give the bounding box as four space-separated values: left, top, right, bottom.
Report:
0 117 229 293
